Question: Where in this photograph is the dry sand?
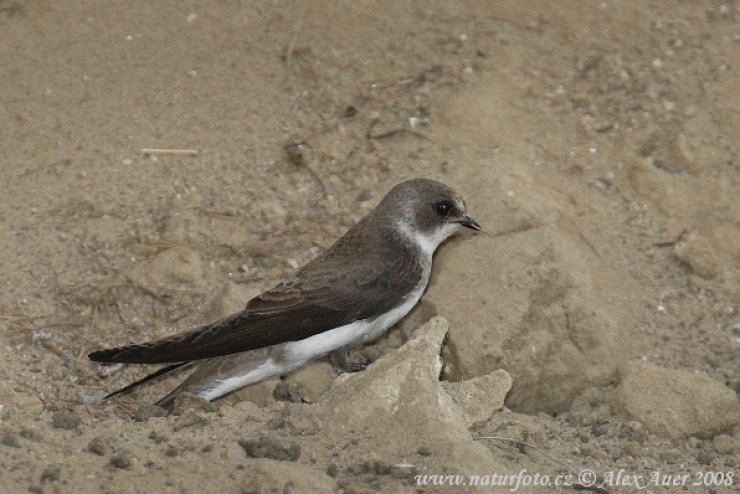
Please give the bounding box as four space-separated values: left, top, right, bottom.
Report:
0 1 738 493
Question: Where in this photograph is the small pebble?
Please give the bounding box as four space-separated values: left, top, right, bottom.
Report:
135 404 168 422
171 393 217 416
579 444 607 459
272 381 304 403
52 411 81 430
731 323 740 336
87 436 110 456
390 466 414 479
417 446 432 456
356 189 373 202
623 441 642 457
696 451 714 465
590 424 608 437
1 433 20 448
624 421 646 441
712 434 736 455
173 410 209 431
110 451 132 469
238 436 301 461
148 431 168 443
343 484 373 494
20 429 43 442
368 459 391 475
40 465 60 483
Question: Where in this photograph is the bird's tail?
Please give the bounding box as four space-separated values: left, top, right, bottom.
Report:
102 361 193 400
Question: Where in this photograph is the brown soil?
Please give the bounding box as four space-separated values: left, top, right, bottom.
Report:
1 1 738 493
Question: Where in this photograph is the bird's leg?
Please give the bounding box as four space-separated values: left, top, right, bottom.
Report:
330 348 374 373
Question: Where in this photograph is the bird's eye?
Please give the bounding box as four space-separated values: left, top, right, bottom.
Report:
435 200 452 217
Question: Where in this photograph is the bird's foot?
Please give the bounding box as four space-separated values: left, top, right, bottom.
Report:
342 358 374 373
331 349 374 374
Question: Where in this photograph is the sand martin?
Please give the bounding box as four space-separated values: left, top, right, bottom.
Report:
89 178 481 410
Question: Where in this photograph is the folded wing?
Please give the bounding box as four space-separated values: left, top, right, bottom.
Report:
88 251 421 364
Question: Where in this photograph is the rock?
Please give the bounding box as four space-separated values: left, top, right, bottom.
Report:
622 441 642 458
40 465 60 483
428 213 634 413
342 484 374 494
19 429 43 442
613 360 740 439
390 465 416 479
696 451 714 465
1 433 20 448
712 434 736 455
238 459 334 494
628 157 696 219
395 298 439 342
51 410 81 430
135 404 169 422
148 430 168 443
350 459 391 475
628 158 740 296
272 380 304 403
173 411 210 431
321 317 456 429
581 444 608 459
416 446 432 456
87 436 110 456
143 246 204 285
674 231 719 279
441 369 512 426
109 451 132 469
675 122 726 173
238 436 301 461
227 379 277 408
319 317 524 480
284 361 335 402
171 392 218 416
219 400 266 422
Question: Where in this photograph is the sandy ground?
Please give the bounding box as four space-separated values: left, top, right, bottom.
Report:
1 1 738 493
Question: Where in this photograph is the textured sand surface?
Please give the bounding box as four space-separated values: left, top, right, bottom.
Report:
1 1 738 493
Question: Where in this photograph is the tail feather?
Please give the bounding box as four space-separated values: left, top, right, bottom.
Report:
102 362 192 400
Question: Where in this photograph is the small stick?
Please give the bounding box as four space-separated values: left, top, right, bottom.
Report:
141 148 199 156
365 118 428 140
653 228 687 248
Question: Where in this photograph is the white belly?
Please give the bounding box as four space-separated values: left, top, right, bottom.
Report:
284 270 430 364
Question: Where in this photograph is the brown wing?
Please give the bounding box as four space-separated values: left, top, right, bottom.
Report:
88 251 422 364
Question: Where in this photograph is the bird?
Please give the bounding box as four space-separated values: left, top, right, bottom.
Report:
89 178 481 410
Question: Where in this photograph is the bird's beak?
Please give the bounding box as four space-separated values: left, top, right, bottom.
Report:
457 216 483 232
